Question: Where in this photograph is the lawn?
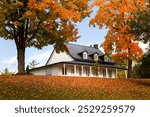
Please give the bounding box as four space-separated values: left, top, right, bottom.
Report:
0 75 150 100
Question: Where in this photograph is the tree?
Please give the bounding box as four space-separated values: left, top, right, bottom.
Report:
90 0 147 78
0 68 15 75
92 61 100 77
129 0 150 45
29 60 39 69
0 0 91 74
112 55 127 78
138 50 150 78
26 65 30 74
132 63 141 78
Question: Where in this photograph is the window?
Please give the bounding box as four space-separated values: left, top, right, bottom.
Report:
62 67 67 75
79 68 82 76
103 69 106 77
83 52 88 59
86 68 90 76
108 70 112 78
71 68 74 75
104 55 108 62
94 53 98 61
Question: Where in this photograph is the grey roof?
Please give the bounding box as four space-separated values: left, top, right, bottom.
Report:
66 43 114 64
29 43 126 71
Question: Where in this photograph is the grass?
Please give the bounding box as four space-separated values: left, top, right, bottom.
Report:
0 75 150 100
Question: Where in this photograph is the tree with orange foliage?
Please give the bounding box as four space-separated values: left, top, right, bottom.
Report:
90 0 148 78
0 0 91 74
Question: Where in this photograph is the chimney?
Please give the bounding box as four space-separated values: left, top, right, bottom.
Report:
93 44 98 49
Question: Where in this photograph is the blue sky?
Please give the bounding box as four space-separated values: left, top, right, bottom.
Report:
0 14 108 72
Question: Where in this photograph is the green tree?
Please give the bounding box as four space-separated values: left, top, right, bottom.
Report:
138 50 150 78
0 68 15 75
132 63 141 78
92 62 100 77
0 0 90 74
29 60 39 69
114 57 127 78
130 0 150 45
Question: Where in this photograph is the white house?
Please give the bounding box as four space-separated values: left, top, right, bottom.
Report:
29 43 126 78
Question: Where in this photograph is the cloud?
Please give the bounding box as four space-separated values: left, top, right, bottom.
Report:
139 42 149 52
1 50 50 70
0 51 50 71
33 51 50 61
26 51 50 66
4 56 17 66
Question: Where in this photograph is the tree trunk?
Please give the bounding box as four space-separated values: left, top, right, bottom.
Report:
127 59 132 78
16 24 26 74
17 47 25 75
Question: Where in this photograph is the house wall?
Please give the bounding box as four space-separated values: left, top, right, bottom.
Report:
30 66 59 76
30 69 46 75
45 65 60 76
98 69 104 78
30 64 117 78
51 66 60 76
112 70 116 78
46 50 73 65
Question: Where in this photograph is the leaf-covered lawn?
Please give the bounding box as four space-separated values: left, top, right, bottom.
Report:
0 76 150 100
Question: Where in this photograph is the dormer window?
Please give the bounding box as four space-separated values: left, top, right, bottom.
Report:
83 51 88 59
94 53 99 61
104 55 108 62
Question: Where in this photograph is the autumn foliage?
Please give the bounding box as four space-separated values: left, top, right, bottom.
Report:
90 0 147 60
0 0 91 74
0 76 150 100
90 0 149 77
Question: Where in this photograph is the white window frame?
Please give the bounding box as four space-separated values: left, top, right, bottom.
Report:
104 55 108 62
83 51 88 59
94 53 98 61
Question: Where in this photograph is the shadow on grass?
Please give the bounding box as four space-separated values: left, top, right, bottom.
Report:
129 79 150 87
